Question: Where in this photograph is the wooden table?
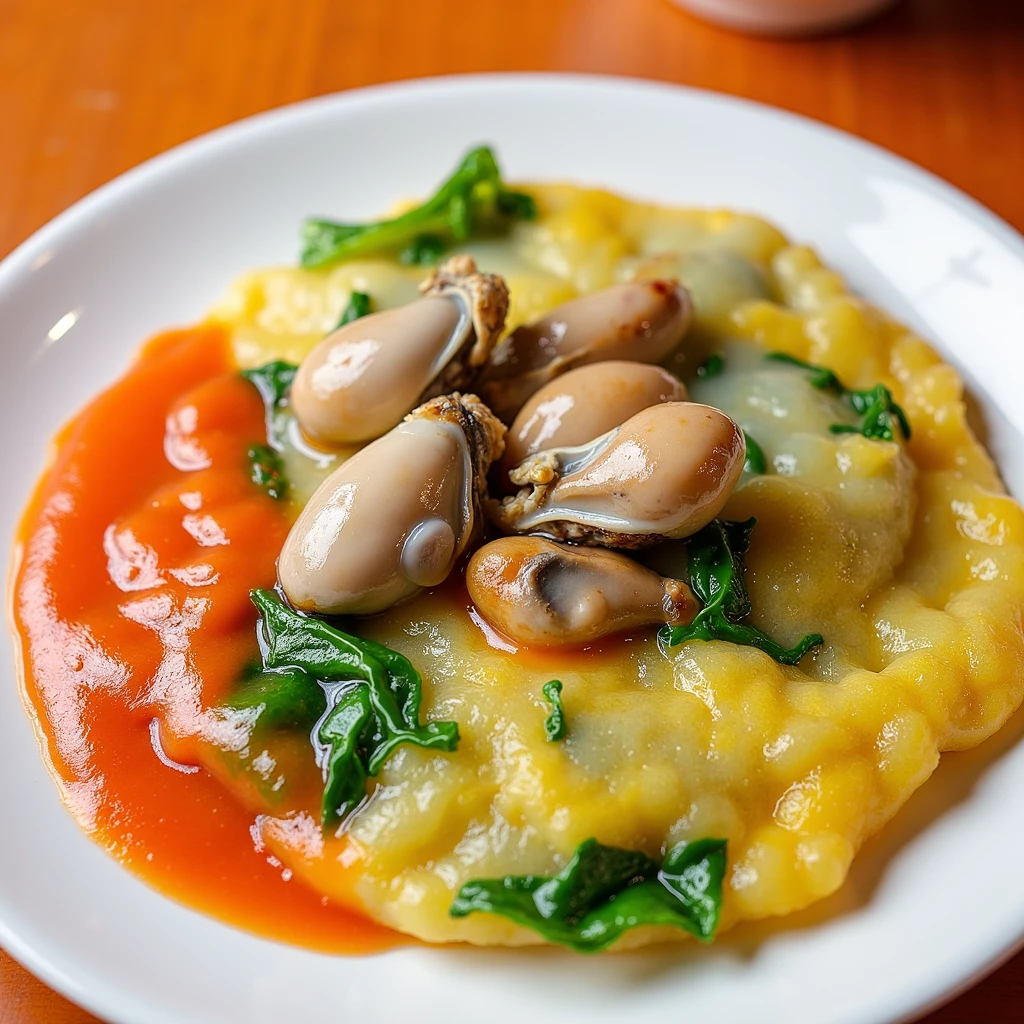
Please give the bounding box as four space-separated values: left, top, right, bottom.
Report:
1 0 1023 1019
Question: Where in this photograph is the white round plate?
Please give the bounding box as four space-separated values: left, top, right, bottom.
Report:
2 74 1023 1024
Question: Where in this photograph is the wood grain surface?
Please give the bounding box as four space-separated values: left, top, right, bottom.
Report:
1 0 1022 1020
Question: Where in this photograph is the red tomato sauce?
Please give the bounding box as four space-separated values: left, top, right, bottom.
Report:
9 325 399 954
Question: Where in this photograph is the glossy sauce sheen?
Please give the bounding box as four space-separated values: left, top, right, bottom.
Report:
11 326 397 953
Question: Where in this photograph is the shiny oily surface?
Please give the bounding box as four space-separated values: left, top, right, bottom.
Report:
194 183 1024 947
290 295 464 444
278 415 473 615
501 360 687 477
495 401 746 544
466 536 697 646
479 281 691 419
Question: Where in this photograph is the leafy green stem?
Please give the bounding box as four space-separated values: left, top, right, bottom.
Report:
765 352 910 442
542 680 566 741
250 589 459 826
300 146 536 269
450 836 728 952
659 519 823 665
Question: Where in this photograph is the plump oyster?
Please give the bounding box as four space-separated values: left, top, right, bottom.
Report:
491 402 745 548
290 255 509 444
501 360 687 482
467 536 697 646
479 281 691 421
279 393 505 615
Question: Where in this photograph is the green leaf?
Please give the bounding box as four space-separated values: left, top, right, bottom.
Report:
765 352 910 441
241 360 300 495
247 443 287 500
334 290 372 330
398 233 447 267
224 666 326 731
742 431 767 475
660 519 823 665
250 589 459 826
830 383 912 442
241 360 298 409
319 683 374 825
696 352 726 379
449 837 727 953
299 146 535 269
542 679 566 741
765 351 844 393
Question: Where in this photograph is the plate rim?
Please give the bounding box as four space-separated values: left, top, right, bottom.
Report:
2 71 1023 1024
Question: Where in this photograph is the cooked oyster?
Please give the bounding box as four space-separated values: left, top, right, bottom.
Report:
479 280 691 421
490 402 745 548
501 360 687 481
467 536 697 646
279 393 505 615
290 256 508 444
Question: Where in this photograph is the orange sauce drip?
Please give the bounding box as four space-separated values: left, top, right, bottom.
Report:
10 325 398 954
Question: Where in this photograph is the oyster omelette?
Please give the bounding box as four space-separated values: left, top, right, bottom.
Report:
12 147 1024 954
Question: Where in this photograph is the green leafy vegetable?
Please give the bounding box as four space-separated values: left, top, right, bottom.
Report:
247 443 287 500
300 146 536 269
242 359 298 409
399 233 447 267
225 666 326 731
334 290 372 330
660 519 823 665
542 679 566 741
696 352 726 379
742 431 766 475
765 351 843 393
766 352 910 442
251 589 459 826
830 384 912 443
450 836 727 953
241 360 300 495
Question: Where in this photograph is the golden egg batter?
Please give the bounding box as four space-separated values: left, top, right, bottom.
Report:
202 184 1024 946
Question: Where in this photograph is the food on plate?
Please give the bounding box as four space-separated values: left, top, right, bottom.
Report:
500 360 688 477
290 255 508 444
12 147 1024 954
279 392 505 615
490 401 747 547
465 536 699 646
479 280 692 421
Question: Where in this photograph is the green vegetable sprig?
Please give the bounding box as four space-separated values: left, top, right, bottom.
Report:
696 352 726 379
300 146 536 269
542 680 566 741
225 665 326 731
660 519 823 665
242 359 297 445
830 384 912 442
334 290 372 330
399 234 447 267
765 352 911 442
243 359 297 417
251 589 459 827
450 836 727 953
241 361 297 497
743 431 767 475
247 443 287 500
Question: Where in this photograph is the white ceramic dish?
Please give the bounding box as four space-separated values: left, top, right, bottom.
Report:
2 74 1024 1024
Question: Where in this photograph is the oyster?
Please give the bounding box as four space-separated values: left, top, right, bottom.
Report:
501 360 687 482
467 536 697 646
278 393 505 615
491 402 745 548
479 280 691 421
290 255 508 444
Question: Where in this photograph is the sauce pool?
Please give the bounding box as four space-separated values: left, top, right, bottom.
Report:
10 325 399 954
